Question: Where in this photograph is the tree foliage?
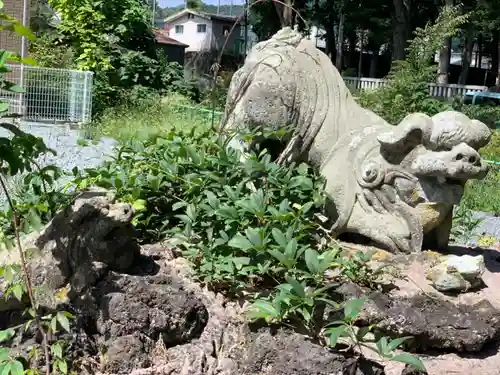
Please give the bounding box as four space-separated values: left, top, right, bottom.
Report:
47 0 198 116
358 5 470 123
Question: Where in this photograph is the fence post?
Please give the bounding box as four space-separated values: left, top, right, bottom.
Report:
69 70 78 122
81 72 91 124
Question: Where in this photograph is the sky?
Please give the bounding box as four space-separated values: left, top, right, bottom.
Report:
159 0 245 7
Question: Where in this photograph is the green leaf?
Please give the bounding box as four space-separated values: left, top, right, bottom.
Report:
231 257 251 269
344 297 368 322
0 102 8 113
1 362 11 375
391 353 427 372
248 300 279 322
186 204 197 222
228 233 254 251
185 144 201 164
11 284 23 301
216 206 239 220
387 336 413 352
326 325 348 347
245 227 262 247
57 311 71 333
304 248 320 275
284 276 305 298
51 342 63 358
0 328 14 343
1 82 23 93
271 228 287 248
267 249 293 268
284 238 298 259
172 201 187 211
301 201 314 214
132 199 147 212
56 359 68 374
205 191 219 208
0 348 8 361
356 326 372 341
376 336 389 356
8 360 23 375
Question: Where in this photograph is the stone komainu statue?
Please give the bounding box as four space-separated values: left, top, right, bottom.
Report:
220 27 491 254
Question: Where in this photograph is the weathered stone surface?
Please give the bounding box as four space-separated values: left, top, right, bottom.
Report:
0 195 211 374
240 329 385 375
0 188 140 311
221 27 491 254
102 333 152 374
336 282 500 352
94 271 209 347
426 254 485 292
400 364 428 375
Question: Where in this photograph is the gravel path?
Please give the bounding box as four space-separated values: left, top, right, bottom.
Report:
472 211 500 237
0 121 116 205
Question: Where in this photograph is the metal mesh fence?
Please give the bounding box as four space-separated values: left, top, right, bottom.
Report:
0 64 93 123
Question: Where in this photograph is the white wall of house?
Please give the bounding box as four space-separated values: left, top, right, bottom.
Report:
167 13 248 55
167 14 214 53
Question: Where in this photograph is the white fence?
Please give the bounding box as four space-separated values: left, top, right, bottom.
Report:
343 77 487 98
0 64 93 124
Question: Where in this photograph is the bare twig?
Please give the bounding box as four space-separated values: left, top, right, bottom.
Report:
0 174 51 375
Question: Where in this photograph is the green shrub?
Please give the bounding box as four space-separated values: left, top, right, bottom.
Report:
453 103 500 129
357 6 468 124
64 126 425 371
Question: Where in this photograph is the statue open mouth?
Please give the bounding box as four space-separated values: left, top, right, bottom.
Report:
441 177 467 186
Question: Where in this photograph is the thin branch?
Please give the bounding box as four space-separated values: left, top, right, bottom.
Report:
0 174 51 375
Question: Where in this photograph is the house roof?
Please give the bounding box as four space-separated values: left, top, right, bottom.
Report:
153 30 189 48
164 9 240 25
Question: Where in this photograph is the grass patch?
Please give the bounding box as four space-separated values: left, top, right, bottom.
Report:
461 130 500 214
83 93 221 143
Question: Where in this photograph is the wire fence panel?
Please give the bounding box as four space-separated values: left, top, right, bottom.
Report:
0 64 93 124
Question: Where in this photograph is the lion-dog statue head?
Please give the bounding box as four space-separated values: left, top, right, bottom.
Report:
321 110 491 253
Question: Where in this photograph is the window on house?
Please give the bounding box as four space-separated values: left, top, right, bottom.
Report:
188 14 194 19
175 25 184 34
223 25 230 37
197 24 207 33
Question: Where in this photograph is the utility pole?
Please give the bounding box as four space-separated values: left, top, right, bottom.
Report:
217 0 220 15
244 0 248 57
151 0 156 27
20 0 29 117
230 0 233 16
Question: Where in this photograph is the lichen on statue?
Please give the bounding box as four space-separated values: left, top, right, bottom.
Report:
220 27 491 254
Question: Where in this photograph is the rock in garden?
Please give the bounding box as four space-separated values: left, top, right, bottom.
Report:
94 271 209 347
335 281 500 352
240 329 385 375
426 254 485 292
102 333 153 374
0 188 140 311
373 294 500 352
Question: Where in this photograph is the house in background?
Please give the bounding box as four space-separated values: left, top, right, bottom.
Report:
164 9 256 57
154 29 189 66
